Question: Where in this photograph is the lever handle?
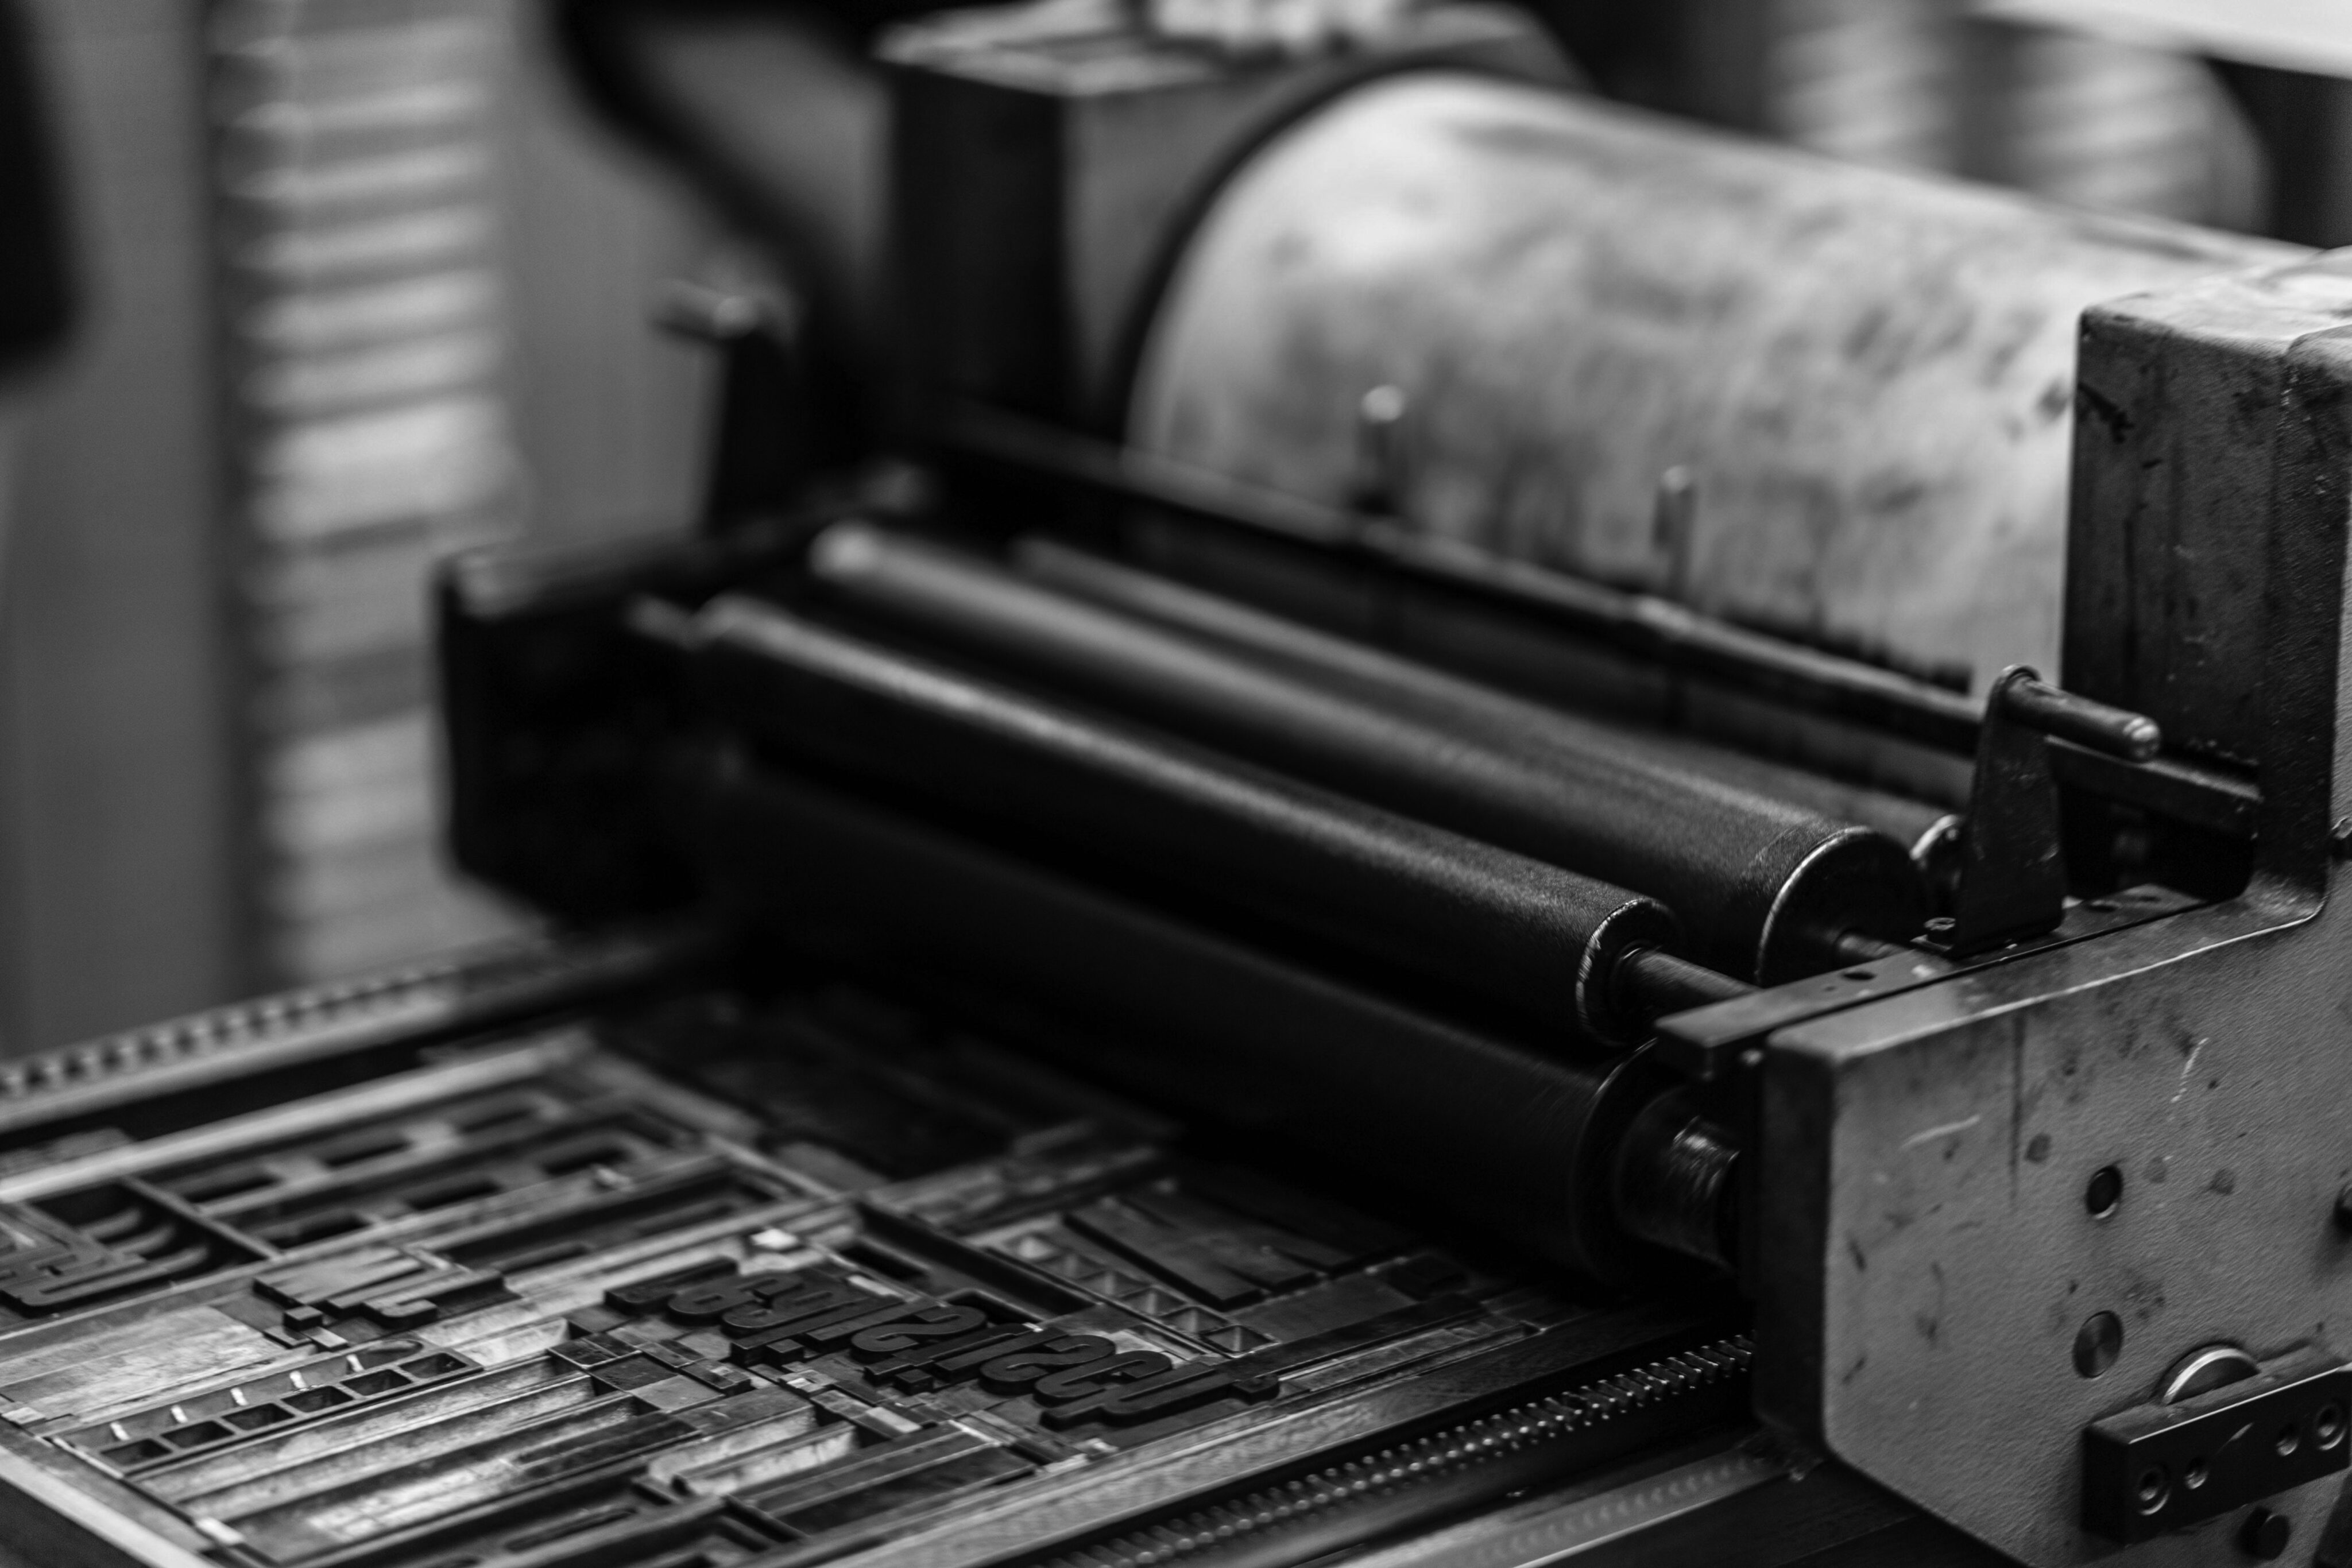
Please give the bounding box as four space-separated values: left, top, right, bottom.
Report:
1995 675 2161 763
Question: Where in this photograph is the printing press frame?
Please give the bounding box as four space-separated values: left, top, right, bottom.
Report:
0 9 2338 1568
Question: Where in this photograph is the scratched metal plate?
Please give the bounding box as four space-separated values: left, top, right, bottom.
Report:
1759 892 2352 1567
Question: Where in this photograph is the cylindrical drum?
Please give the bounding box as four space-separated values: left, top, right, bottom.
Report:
807 524 1922 981
1014 536 1951 853
692 594 1682 1045
678 747 1688 1281
1127 74 2295 696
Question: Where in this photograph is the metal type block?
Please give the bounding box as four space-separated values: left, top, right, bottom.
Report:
674 752 1692 1281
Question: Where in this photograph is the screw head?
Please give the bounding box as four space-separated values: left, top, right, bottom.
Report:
2239 1507 2292 1560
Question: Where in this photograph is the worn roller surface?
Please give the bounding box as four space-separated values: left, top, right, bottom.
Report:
691 594 1684 1046
681 748 1684 1281
808 524 1923 981
1128 73 2296 692
1015 536 1953 853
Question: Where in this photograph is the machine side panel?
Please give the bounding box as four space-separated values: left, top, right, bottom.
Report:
1758 895 2349 1567
2064 253 2352 877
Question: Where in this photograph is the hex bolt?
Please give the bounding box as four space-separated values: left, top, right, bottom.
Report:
2239 1507 2291 1560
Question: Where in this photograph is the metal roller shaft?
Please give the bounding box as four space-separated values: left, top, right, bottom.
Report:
808 524 1924 982
1013 536 1953 855
688 594 1700 1047
674 746 1720 1280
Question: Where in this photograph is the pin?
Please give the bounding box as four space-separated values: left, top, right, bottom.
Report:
1351 385 1411 521
1652 466 1699 603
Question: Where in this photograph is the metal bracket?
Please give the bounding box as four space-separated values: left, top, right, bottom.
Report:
1941 665 2162 957
654 278 851 534
1652 884 2199 1084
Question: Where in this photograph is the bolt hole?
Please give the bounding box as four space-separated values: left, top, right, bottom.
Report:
2074 1311 2124 1378
2184 1458 2208 1489
2084 899 2118 912
2134 1465 2169 1515
2278 1424 2302 1456
2318 1405 2345 1449
1842 969 1874 982
2086 1166 2124 1219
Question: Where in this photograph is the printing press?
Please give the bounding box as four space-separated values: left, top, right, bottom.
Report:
0 8 2350 1566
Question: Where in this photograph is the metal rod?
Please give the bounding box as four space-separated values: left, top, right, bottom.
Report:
1013 537 1952 855
687 595 1695 1048
675 748 1708 1281
1999 673 2162 763
938 400 1987 753
805 523 1926 983
1614 950 1757 1023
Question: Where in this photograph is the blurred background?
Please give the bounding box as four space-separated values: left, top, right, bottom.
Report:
0 0 2341 1054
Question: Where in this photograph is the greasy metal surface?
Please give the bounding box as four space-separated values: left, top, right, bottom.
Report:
1129 74 2300 696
